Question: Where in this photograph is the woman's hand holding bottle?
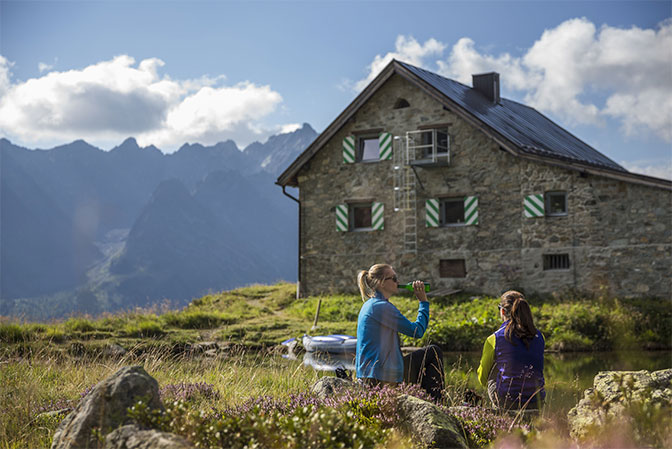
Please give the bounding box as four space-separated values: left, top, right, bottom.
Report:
412 280 429 303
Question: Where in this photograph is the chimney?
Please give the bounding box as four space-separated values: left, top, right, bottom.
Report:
472 72 500 104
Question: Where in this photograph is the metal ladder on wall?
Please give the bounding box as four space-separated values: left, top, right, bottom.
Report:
393 135 417 253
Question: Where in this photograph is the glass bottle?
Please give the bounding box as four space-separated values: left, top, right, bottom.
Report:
397 282 430 292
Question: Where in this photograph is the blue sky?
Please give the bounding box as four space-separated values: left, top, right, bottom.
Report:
1 0 670 178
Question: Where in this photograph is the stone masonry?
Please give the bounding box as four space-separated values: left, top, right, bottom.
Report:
295 74 671 299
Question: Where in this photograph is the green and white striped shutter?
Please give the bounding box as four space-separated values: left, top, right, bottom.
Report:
372 202 384 230
378 132 392 160
426 199 439 227
343 136 355 163
524 194 544 218
336 204 349 232
464 196 479 225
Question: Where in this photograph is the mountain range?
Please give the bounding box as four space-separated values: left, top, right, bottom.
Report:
0 124 317 319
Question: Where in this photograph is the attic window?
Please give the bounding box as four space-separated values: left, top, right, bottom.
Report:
393 98 410 109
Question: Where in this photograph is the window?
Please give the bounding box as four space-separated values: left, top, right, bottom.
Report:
543 254 570 270
336 202 384 232
440 259 466 278
420 129 449 158
393 98 410 109
545 191 567 216
440 198 465 225
350 203 372 230
358 136 380 162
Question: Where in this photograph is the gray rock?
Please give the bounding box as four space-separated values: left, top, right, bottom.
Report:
191 341 218 352
202 349 219 358
104 343 127 357
51 366 163 449
104 425 194 449
310 376 358 399
567 369 672 441
396 394 469 449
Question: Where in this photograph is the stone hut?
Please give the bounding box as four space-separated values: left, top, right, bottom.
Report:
276 60 671 299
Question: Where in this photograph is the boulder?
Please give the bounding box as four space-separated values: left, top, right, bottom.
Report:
310 376 359 399
51 366 163 449
396 394 469 449
310 378 468 448
104 425 194 449
567 369 672 441
104 343 127 358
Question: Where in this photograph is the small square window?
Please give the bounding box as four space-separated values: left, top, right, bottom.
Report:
358 136 379 162
440 259 466 278
543 254 570 270
545 191 567 216
350 203 372 230
440 198 464 225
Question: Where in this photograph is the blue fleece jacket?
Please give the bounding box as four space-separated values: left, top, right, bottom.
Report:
355 291 429 383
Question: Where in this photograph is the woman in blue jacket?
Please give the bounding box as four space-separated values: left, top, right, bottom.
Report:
355 263 444 401
477 290 545 409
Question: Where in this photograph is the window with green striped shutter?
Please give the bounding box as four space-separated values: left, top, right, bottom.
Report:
344 132 392 163
336 204 348 231
371 202 384 230
378 132 392 160
343 136 355 164
336 202 384 231
426 199 439 227
464 196 478 225
427 197 479 226
524 194 544 218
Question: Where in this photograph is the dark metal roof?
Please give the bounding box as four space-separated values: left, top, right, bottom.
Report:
398 61 627 172
277 59 670 189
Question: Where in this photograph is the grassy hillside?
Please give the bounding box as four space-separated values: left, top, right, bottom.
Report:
1 282 670 359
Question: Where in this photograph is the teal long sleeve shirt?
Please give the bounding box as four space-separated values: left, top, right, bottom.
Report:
355 291 429 383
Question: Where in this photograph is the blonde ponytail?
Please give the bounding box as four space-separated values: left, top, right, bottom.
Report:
357 264 392 301
357 270 375 301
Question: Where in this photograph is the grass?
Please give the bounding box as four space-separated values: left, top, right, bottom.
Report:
0 345 323 449
1 282 670 448
2 282 669 355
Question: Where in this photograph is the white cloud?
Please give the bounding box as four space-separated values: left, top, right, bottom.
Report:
38 62 53 73
622 159 672 180
279 123 302 134
437 37 532 91
357 19 672 143
354 35 446 91
0 55 13 97
0 55 284 151
138 81 282 148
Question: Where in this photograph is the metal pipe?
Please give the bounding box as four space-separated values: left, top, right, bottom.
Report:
282 185 301 298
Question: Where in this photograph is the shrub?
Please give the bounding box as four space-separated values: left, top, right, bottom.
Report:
63 317 97 333
129 399 389 449
451 406 530 448
0 323 28 343
160 382 221 403
161 311 237 329
287 295 362 322
122 319 164 337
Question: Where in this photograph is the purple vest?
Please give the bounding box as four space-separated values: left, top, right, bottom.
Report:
493 321 545 406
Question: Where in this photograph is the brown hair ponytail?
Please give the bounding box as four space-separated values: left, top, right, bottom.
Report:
500 290 537 348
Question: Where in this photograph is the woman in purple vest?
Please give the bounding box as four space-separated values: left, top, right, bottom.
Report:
477 290 545 409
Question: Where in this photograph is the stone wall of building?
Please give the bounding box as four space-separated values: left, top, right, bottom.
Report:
297 74 671 299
